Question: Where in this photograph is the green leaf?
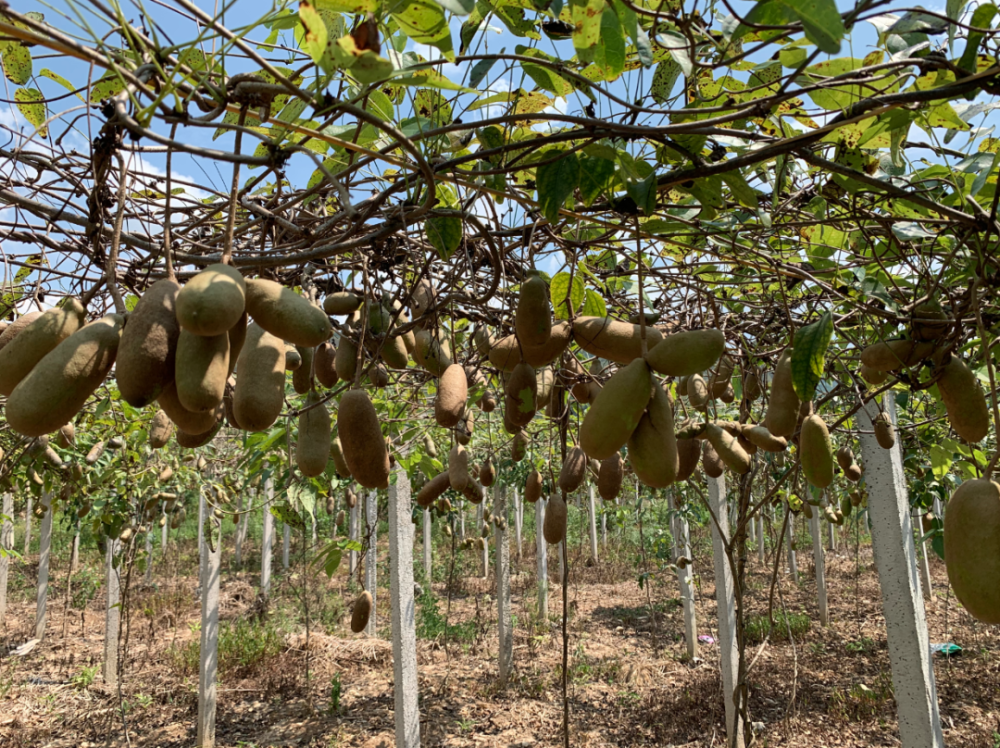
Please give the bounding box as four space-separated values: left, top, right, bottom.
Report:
392 0 455 60
790 312 833 402
271 501 306 530
536 150 580 223
650 58 681 104
625 170 657 215
959 4 997 72
776 0 845 54
930 444 953 480
316 0 378 11
14 88 47 138
2 44 31 85
550 272 585 319
426 215 463 259
468 56 498 88
593 7 625 78
89 72 128 102
40 69 78 96
335 36 396 85
721 171 758 208
298 1 331 70
580 287 608 317
578 155 615 206
570 0 606 60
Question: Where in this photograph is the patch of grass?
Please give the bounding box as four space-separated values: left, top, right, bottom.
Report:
167 616 285 678
415 590 475 642
71 665 100 690
845 636 878 654
71 567 101 609
744 610 811 644
829 671 894 721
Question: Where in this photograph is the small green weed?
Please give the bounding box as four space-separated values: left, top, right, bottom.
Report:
744 610 811 644
829 671 894 721
328 673 342 714
71 665 100 690
845 636 878 654
416 591 475 642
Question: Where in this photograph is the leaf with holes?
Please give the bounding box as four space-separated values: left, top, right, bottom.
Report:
550 272 585 319
14 88 47 138
790 312 833 402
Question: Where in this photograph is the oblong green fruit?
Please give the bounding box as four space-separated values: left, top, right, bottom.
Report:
836 445 854 471
448 443 469 491
536 367 554 409
380 334 409 369
245 278 332 347
330 436 350 478
764 349 800 438
338 389 390 489
413 329 452 376
937 354 989 443
511 430 528 462
0 311 41 352
524 469 542 503
505 363 537 427
158 381 222 435
0 298 86 396
177 419 222 449
558 446 587 493
324 291 362 316
645 329 725 377
704 422 750 475
800 414 834 488
416 471 450 507
473 326 495 357
686 373 709 408
572 316 664 365
516 274 552 348
702 440 724 478
315 342 338 388
176 263 246 337
859 363 888 386
227 311 248 377
335 336 359 382
598 453 623 500
580 359 652 460
6 314 123 437
233 323 285 432
860 339 934 372
743 425 787 453
285 347 302 371
292 345 314 395
944 479 1000 624
543 495 567 544
627 385 678 488
175 329 229 413
117 279 181 406
296 390 331 477
435 363 468 428
149 409 173 449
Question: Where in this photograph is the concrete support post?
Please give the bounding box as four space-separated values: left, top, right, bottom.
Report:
34 493 53 641
757 512 765 565
282 523 290 570
388 469 420 747
197 506 221 748
827 519 837 552
365 490 377 636
495 485 512 684
476 503 487 578
914 510 933 601
459 505 466 541
143 528 153 585
261 478 274 597
24 495 32 556
809 511 829 627
787 509 798 583
513 488 523 561
348 498 359 577
71 524 80 574
160 515 168 559
706 475 745 748
234 490 247 567
422 507 432 583
668 492 697 659
0 494 10 627
536 498 548 621
857 396 944 748
587 486 599 563
103 538 121 687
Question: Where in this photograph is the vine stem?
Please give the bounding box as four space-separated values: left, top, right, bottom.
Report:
221 107 247 267
107 154 130 315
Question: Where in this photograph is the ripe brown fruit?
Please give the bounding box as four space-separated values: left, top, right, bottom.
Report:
462 479 484 505
524 469 543 503
436 364 468 428
158 380 221 435
413 329 452 376
598 453 624 500
285 347 302 371
686 373 709 408
473 326 495 357
176 263 246 337
845 463 863 482
315 342 338 387
6 314 124 437
292 345 314 394
559 446 588 493
704 422 751 475
233 323 285 431
335 336 359 382
244 278 332 347
743 369 762 401
149 409 173 449
627 385 679 488
448 443 469 491
175 329 229 413
368 363 389 388
836 445 854 471
543 495 567 544
859 363 888 385
338 389 390 489
489 321 572 371
351 590 373 633
764 349 800 438
296 391 331 477
944 479 1000 624
800 414 834 488
55 423 75 449
480 458 496 487
505 363 537 426
536 367 554 409
579 358 652 460
702 440 724 478
177 419 222 449
645 329 725 377
860 339 934 372
937 354 989 443
874 412 895 449
324 291 362 316
743 425 787 452
0 298 86 396
0 311 42 352
572 316 663 364
417 471 450 507
516 273 552 348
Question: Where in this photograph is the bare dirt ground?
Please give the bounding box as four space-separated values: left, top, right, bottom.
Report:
1 520 999 748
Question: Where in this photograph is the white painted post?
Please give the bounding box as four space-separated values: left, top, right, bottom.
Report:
587 485 599 563
857 396 944 748
0 494 11 628
234 490 247 567
536 498 548 621
476 503 487 578
787 509 798 583
513 488 523 561
459 504 466 541
914 510 933 601
365 490 378 636
495 485 512 684
144 528 153 585
71 523 80 575
198 489 206 582
23 495 32 555
668 492 697 659
261 478 274 597
282 523 290 570
160 514 168 559
706 474 745 748
601 506 607 547
809 511 829 627
197 507 221 748
422 507 432 583
748 510 757 544
757 512 765 565
827 519 837 552
103 538 121 687
348 498 359 576
34 493 53 641
388 468 420 747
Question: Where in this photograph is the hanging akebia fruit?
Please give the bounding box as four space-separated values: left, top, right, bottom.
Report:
765 348 799 439
580 358 652 460
558 446 588 493
573 316 663 364
338 389 390 489
524 469 543 503
874 412 895 450
936 354 989 443
644 329 725 377
944 478 1000 624
480 458 496 488
629 385 679 487
800 413 834 489
598 452 624 501
351 591 374 633
860 339 934 372
543 495 567 544
515 271 552 348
